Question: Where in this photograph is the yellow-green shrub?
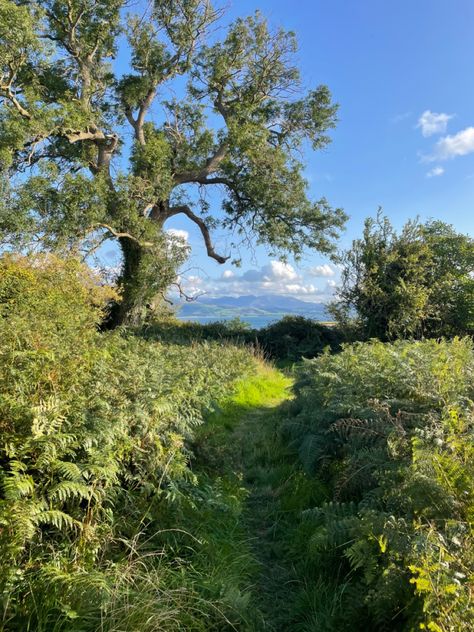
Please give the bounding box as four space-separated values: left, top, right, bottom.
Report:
0 255 254 629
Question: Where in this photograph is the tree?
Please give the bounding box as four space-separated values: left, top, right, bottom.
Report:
421 220 474 337
0 0 346 325
331 212 474 341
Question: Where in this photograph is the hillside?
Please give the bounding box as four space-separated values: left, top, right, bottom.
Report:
178 294 331 323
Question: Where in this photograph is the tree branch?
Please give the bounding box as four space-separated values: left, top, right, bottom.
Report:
64 127 107 144
87 223 153 247
135 87 156 145
0 85 31 119
174 142 227 184
164 280 205 304
168 204 229 263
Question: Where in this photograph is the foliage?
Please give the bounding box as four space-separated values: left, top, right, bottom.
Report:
331 212 474 340
0 0 345 324
284 338 474 630
139 314 343 362
0 254 254 630
138 315 255 345
257 315 342 361
422 220 474 337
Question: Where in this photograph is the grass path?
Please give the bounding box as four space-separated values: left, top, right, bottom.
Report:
237 405 301 631
192 362 313 630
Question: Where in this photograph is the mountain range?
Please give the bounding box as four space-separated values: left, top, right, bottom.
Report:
177 294 331 323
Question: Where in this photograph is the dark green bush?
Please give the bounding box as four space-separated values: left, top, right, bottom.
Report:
140 316 255 345
140 315 343 362
257 315 342 361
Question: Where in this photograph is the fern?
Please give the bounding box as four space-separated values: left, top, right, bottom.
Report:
34 509 80 531
2 474 35 500
287 337 474 631
48 481 98 504
53 461 83 482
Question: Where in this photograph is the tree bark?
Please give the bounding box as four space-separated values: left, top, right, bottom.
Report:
106 238 147 328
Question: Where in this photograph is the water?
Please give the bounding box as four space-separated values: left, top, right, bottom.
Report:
178 314 313 329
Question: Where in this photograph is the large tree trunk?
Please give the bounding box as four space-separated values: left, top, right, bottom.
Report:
107 238 147 328
104 206 178 329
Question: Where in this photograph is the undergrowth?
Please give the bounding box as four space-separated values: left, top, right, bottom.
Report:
138 315 343 362
0 255 256 631
2 253 472 632
284 338 474 631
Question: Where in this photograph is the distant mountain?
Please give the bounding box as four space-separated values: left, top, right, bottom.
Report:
177 294 331 324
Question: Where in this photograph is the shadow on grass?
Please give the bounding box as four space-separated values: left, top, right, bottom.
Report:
182 365 332 631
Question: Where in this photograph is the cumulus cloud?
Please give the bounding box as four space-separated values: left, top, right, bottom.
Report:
186 275 202 283
309 264 336 278
241 261 298 283
426 166 445 178
179 260 342 302
263 260 298 281
417 110 453 137
284 283 317 294
430 127 474 160
166 228 189 242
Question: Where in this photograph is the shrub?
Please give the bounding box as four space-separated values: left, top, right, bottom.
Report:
285 338 474 630
140 315 342 362
0 255 254 629
139 316 255 345
257 315 342 361
331 214 474 341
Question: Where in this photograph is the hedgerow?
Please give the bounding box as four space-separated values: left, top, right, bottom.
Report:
140 314 343 362
285 338 474 631
0 255 254 630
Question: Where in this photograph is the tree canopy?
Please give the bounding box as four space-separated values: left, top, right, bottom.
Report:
331 212 474 340
0 0 345 324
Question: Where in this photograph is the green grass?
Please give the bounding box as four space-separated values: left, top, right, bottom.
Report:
181 361 334 631
169 362 293 629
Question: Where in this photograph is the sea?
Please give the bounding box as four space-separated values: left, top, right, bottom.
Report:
178 314 316 329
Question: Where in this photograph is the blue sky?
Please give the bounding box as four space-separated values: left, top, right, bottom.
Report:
109 0 474 302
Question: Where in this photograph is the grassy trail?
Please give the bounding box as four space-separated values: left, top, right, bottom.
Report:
237 405 300 631
192 362 310 630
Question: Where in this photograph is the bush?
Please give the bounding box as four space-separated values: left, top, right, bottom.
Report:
257 315 342 361
140 315 343 362
0 255 254 630
285 338 474 630
139 316 255 345
331 214 474 341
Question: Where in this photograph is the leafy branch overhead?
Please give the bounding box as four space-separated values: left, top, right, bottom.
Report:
0 0 346 324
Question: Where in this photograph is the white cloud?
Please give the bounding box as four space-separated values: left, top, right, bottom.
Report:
426 166 445 178
175 260 340 303
309 264 336 278
284 283 317 294
242 260 298 283
187 275 202 284
417 110 453 137
431 127 474 160
265 260 298 281
166 228 189 242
